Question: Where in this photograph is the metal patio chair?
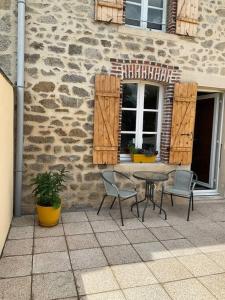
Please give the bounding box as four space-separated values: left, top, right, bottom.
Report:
160 170 198 221
97 170 139 226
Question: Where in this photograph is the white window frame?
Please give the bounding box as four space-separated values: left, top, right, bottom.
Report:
125 0 167 32
120 81 163 162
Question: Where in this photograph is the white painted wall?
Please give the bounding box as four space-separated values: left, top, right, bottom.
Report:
0 73 14 255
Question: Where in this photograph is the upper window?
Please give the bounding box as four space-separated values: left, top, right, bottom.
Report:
125 0 167 31
121 82 162 160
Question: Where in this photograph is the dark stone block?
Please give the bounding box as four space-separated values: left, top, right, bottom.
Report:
68 44 82 55
32 81 55 92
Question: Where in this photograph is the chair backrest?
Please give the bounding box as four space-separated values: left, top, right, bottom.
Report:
101 171 118 196
173 170 193 192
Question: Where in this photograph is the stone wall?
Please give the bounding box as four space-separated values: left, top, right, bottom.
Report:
0 0 17 82
22 0 225 213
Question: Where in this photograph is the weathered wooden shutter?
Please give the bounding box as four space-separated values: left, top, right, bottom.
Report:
93 75 120 165
169 82 198 165
176 0 199 36
95 0 123 24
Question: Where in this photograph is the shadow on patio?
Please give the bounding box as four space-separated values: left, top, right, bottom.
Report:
1 198 225 299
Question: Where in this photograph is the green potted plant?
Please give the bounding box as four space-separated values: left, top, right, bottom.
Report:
129 145 158 163
32 168 67 227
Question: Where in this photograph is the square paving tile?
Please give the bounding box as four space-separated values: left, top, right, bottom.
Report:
142 216 170 228
177 254 223 277
165 215 189 226
74 267 119 295
110 208 134 220
187 236 225 253
116 218 145 230
90 220 120 233
70 248 108 270
150 226 183 241
199 273 225 299
82 290 125 300
11 215 34 227
96 231 129 247
2 239 33 256
62 211 88 223
162 239 201 257
133 242 172 261
34 224 64 238
86 210 112 221
67 234 99 250
111 262 157 288
123 284 171 300
123 229 157 244
32 271 77 300
103 245 141 265
173 224 205 238
147 257 193 283
0 255 32 278
34 236 67 253
64 222 93 235
207 251 225 270
33 252 71 274
0 276 31 300
8 226 33 239
163 278 216 300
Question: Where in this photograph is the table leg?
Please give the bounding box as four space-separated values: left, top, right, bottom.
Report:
142 182 151 222
142 182 167 221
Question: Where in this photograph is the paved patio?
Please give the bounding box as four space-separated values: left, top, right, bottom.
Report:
1 198 225 299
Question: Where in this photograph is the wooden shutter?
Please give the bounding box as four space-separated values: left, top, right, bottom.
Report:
95 0 123 24
169 82 198 165
93 75 120 165
176 0 199 36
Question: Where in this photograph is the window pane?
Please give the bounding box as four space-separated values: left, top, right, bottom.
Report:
122 111 136 131
127 0 141 3
121 134 135 154
143 134 157 150
143 112 157 132
148 0 163 8
147 8 163 30
144 85 159 109
125 3 141 27
122 83 137 108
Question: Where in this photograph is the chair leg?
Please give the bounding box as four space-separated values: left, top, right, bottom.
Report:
97 195 107 215
110 197 116 209
191 194 194 211
171 194 174 206
160 190 164 214
118 196 124 226
135 194 139 217
187 196 191 221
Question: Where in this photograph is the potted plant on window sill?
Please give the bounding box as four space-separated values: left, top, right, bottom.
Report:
129 145 158 163
32 168 67 227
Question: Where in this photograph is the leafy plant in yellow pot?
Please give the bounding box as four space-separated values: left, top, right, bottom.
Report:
32 168 67 227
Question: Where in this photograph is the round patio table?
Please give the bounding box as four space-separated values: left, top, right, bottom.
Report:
132 171 168 222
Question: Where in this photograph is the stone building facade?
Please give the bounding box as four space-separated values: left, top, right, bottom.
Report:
0 0 17 82
15 0 225 212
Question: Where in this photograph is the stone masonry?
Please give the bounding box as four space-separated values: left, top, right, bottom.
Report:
19 0 225 213
0 0 17 82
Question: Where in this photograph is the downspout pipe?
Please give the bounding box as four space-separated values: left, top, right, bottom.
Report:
15 0 26 216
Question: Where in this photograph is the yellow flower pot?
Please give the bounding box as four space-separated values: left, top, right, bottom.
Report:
36 205 61 227
132 154 157 163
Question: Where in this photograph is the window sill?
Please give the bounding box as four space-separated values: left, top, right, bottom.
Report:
114 161 189 174
118 25 179 41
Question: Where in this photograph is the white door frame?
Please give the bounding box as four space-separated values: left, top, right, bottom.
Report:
194 93 224 196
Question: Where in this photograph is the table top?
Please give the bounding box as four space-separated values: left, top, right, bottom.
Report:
133 171 168 182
